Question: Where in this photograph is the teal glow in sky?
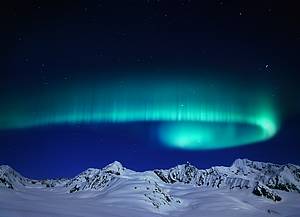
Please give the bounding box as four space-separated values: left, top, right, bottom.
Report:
0 79 279 150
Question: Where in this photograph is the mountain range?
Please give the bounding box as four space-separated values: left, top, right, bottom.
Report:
1 159 300 217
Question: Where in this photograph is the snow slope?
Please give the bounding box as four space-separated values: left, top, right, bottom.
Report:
0 159 300 217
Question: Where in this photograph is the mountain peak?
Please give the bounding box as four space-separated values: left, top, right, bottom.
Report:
0 165 15 173
232 158 251 167
0 165 23 180
103 161 124 175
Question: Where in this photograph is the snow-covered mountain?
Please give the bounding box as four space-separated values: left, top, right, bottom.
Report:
1 159 300 217
154 158 300 201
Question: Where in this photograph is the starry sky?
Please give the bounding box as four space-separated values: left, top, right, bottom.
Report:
0 0 299 179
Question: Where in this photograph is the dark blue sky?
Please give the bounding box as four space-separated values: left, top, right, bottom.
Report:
0 0 299 179
0 118 299 179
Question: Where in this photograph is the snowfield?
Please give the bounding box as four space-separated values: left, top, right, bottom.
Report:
1 159 300 217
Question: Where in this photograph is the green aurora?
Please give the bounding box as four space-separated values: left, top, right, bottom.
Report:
0 80 279 150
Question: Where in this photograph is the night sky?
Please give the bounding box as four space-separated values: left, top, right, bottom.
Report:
0 0 299 179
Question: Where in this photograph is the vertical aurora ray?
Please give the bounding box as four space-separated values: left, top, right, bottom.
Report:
0 79 279 149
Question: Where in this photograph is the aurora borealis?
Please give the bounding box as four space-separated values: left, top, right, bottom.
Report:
0 79 279 150
1 0 299 178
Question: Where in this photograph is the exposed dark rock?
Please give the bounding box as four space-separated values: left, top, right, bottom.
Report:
253 183 281 202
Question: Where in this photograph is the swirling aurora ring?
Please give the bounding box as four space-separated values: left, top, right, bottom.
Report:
0 81 279 150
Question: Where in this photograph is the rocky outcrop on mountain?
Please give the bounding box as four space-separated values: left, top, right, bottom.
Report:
252 182 282 202
142 178 181 209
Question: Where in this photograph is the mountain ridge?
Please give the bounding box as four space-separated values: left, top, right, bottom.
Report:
1 159 300 217
1 158 300 202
